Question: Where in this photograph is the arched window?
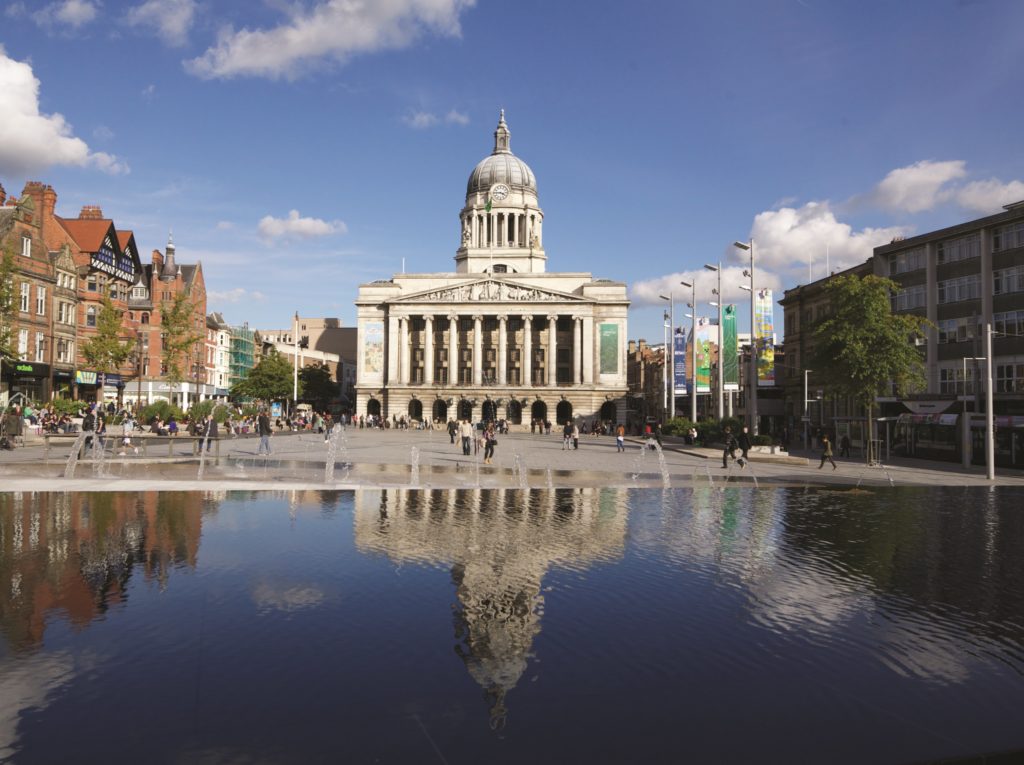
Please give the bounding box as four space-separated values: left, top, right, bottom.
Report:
507 400 522 425
141 313 150 324
86 306 97 327
556 400 573 426
492 264 508 273
457 399 473 421
481 400 497 423
432 399 449 423
408 399 423 422
531 400 547 424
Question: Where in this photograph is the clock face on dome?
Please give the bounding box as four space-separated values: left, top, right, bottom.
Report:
490 183 510 201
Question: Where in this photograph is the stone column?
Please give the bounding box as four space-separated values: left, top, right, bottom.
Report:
582 316 595 384
498 315 508 385
387 315 400 383
424 315 434 385
512 214 519 248
573 315 582 385
490 213 496 247
523 315 533 386
473 315 483 386
547 314 558 387
448 313 458 385
400 317 411 384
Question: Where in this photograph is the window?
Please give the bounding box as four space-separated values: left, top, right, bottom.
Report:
86 306 97 327
993 221 1024 252
35 333 45 362
132 285 148 299
18 329 28 358
996 362 1024 393
20 282 29 312
994 265 1024 295
493 264 508 273
36 286 46 316
994 310 1024 338
889 247 926 275
892 284 926 311
87 275 98 292
57 338 74 364
21 237 31 258
937 316 982 344
937 232 980 264
937 274 981 304
141 313 149 324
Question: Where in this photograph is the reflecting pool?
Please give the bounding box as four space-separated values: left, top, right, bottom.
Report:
1 487 1023 764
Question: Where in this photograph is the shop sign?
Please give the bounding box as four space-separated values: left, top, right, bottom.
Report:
9 361 49 376
76 371 97 385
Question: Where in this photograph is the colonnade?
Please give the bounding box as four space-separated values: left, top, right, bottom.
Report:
463 211 541 249
388 312 595 387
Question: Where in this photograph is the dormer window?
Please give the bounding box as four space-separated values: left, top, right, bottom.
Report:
492 264 508 273
21 237 31 258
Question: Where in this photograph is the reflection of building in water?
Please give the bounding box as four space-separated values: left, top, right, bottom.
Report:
354 487 628 726
0 492 204 652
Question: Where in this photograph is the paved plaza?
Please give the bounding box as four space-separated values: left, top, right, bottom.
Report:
2 426 1022 492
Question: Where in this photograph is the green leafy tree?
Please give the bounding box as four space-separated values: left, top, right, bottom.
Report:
81 295 133 399
231 349 297 403
0 247 15 362
811 274 930 462
160 292 202 386
298 361 338 408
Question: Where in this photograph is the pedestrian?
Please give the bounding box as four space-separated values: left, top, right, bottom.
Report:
459 419 473 456
562 421 572 450
737 426 751 465
483 423 497 464
688 426 697 446
839 434 851 458
204 414 219 452
447 418 458 444
571 422 580 450
257 409 273 455
616 423 626 453
819 435 837 470
722 425 738 468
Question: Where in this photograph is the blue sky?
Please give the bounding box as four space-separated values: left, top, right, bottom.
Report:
2 0 1023 342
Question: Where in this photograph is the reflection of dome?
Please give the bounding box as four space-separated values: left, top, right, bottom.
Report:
465 110 537 197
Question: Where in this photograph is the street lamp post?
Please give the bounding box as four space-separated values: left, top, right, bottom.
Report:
659 292 675 421
703 263 724 420
662 311 670 421
680 280 697 424
734 240 758 435
961 356 986 469
292 311 299 416
803 368 814 451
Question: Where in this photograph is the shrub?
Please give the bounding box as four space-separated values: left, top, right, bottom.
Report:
752 434 773 446
139 400 185 425
48 398 82 417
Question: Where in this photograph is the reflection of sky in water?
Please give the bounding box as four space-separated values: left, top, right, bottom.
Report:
0 487 1022 763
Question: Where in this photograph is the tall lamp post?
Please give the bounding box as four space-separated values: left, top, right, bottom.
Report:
734 240 758 435
703 263 724 420
803 368 814 451
659 292 675 420
662 311 670 421
292 311 299 415
680 280 697 424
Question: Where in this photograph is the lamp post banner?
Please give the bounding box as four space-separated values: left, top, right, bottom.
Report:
695 318 712 393
755 289 775 386
723 304 739 391
673 329 687 395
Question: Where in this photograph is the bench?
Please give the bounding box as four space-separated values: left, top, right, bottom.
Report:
43 432 222 460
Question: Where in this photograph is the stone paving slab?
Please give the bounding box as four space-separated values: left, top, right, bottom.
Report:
2 427 1023 492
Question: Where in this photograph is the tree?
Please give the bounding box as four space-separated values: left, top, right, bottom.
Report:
0 247 15 362
811 274 930 462
231 349 297 403
160 292 202 386
298 361 338 408
81 295 133 400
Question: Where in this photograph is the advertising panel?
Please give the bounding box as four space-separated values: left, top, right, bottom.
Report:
695 318 712 393
755 289 775 387
673 329 687 395
723 304 738 391
363 321 384 375
599 323 619 374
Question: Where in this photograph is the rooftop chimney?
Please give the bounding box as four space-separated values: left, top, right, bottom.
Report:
79 205 104 220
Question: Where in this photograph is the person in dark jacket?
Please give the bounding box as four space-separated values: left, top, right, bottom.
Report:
257 410 273 455
737 426 752 466
203 414 219 452
722 426 737 468
819 434 837 470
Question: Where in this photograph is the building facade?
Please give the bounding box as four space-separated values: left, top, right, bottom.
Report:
355 113 629 428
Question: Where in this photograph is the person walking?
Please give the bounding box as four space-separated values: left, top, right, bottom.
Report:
459 419 473 456
257 409 273 455
819 434 837 470
204 414 219 453
571 422 580 450
483 423 497 464
562 420 573 450
737 426 752 467
839 434 851 458
447 418 457 444
722 425 738 468
616 423 626 453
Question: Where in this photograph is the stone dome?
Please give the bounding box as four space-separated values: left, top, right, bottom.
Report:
466 111 537 197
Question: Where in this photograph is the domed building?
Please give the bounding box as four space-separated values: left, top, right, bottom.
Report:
354 112 628 428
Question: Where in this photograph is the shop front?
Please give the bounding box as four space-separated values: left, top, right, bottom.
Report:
75 371 125 404
1 361 50 404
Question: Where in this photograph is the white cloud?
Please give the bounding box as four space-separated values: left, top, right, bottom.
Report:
749 201 907 281
870 159 966 213
126 0 195 46
215 220 234 230
92 124 114 141
33 0 99 29
208 287 265 303
257 209 347 241
445 109 469 125
5 2 27 19
185 0 475 80
141 83 156 100
0 46 129 176
404 110 438 129
955 178 1024 213
630 268 783 309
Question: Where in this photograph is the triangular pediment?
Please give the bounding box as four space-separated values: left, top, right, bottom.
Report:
392 278 589 305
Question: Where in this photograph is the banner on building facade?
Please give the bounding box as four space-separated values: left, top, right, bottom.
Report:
363 321 384 375
694 318 712 393
755 289 776 387
599 323 619 374
673 328 687 395
723 304 738 391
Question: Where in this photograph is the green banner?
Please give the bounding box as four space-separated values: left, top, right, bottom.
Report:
695 319 712 393
723 304 738 391
599 323 619 374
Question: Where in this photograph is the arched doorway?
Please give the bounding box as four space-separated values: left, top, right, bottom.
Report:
457 399 473 421
481 399 497 423
367 398 381 418
531 400 547 425
599 401 617 427
408 399 423 422
432 399 448 422
556 400 573 426
507 399 522 425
